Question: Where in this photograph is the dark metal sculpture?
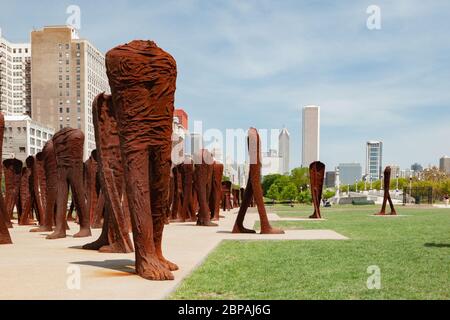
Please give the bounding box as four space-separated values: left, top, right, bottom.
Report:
47 128 90 239
221 181 233 212
309 161 326 219
376 166 397 216
83 93 133 253
193 149 216 227
232 188 240 208
3 158 23 225
0 113 12 244
105 40 178 280
233 128 284 234
209 162 224 221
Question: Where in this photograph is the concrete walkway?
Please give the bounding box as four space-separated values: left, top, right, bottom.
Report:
0 209 347 300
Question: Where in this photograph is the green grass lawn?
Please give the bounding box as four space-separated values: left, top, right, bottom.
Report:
171 205 450 300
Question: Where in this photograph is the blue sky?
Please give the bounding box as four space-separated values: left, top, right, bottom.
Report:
1 0 449 171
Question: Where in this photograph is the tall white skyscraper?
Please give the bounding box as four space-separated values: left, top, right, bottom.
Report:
302 105 320 167
366 141 383 180
0 28 31 116
278 127 290 174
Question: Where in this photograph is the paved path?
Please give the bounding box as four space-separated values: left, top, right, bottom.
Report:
0 209 347 300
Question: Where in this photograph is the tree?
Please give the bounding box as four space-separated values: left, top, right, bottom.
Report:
297 190 312 204
262 174 282 196
281 183 298 204
267 184 280 202
290 167 309 192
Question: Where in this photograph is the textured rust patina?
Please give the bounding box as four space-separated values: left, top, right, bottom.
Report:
30 141 58 233
376 166 397 216
179 159 196 222
105 40 178 280
232 188 241 208
193 149 216 227
48 128 90 239
34 152 47 225
209 162 224 221
0 113 12 244
85 150 102 228
3 158 23 225
233 128 284 234
83 93 133 253
309 161 326 219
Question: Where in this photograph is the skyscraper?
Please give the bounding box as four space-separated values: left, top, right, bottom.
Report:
31 25 109 159
439 156 450 174
366 141 383 180
302 105 320 167
0 28 31 116
278 127 290 174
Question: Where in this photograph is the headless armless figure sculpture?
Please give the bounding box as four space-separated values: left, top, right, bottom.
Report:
48 128 91 239
4 159 23 225
376 166 397 216
194 149 216 227
309 161 326 219
233 128 284 234
106 40 178 280
0 113 12 244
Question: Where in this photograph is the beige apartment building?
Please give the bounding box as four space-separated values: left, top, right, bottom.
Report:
0 28 31 116
31 25 109 158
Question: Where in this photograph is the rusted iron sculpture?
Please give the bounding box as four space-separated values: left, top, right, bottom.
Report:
105 40 178 280
18 158 35 226
170 165 184 222
309 161 326 219
85 150 102 228
180 159 196 222
233 128 284 234
194 149 216 227
376 166 397 216
4 158 23 225
47 128 90 239
30 141 57 232
232 188 241 208
209 162 224 221
0 113 12 244
82 93 133 253
34 152 47 225
221 181 233 212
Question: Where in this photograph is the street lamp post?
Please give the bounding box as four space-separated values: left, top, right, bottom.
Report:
396 174 399 192
380 175 384 193
355 179 358 193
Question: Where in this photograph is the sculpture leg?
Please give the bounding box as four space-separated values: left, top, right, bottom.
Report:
196 164 217 227
388 193 397 215
47 168 68 239
250 167 284 234
30 184 56 232
150 145 178 271
377 190 388 215
232 182 256 234
91 190 104 229
123 147 173 281
69 164 91 238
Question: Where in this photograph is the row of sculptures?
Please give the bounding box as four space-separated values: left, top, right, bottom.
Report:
0 40 396 281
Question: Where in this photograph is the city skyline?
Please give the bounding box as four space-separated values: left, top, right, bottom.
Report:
0 1 449 170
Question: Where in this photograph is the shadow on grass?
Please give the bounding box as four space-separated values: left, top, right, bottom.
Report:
424 243 450 248
71 259 136 275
